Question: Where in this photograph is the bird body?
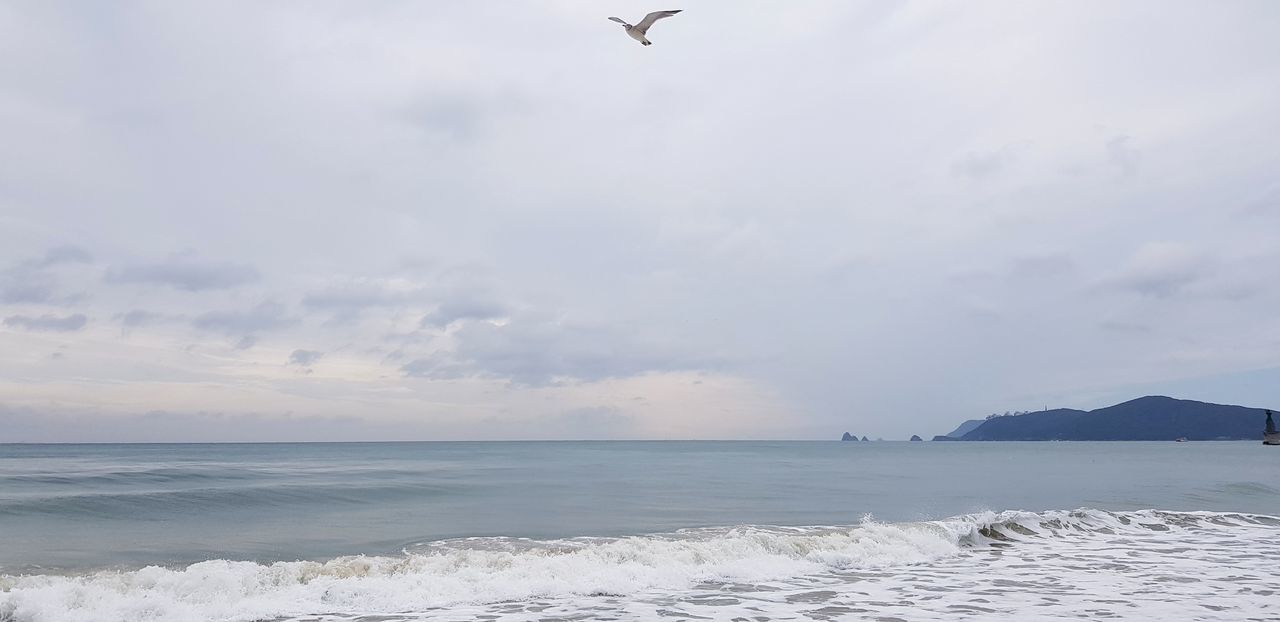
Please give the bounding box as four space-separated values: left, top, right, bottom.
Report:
608 10 682 46
627 27 652 46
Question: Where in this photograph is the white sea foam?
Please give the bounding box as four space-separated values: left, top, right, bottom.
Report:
2 509 1277 622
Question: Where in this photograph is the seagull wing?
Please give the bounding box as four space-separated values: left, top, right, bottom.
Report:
608 16 628 25
634 10 681 34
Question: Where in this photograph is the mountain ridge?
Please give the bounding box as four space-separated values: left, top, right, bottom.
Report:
957 396 1268 441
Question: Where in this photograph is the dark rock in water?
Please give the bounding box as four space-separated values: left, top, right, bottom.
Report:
909 435 923 441
860 436 870 442
841 432 855 441
931 435 958 441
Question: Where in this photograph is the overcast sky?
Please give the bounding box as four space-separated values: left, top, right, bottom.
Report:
2 1 1278 441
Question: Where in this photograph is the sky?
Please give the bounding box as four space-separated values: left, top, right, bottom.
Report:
1 1 1278 441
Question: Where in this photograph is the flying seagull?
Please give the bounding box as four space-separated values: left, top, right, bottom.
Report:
608 10 682 46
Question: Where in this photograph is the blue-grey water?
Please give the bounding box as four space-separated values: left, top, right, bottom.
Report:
1 441 1278 622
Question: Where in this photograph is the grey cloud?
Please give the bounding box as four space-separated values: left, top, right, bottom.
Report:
951 150 1011 180
1009 253 1075 280
4 313 88 332
400 353 468 380
1106 243 1209 298
0 245 94 303
288 349 324 367
1099 320 1152 334
234 335 258 350
1235 182 1280 221
403 313 714 385
0 278 54 304
192 301 295 335
117 309 165 328
302 281 415 311
36 245 93 267
383 330 433 346
107 254 259 291
406 96 483 141
420 299 506 329
1125 271 1201 298
1107 135 1140 178
397 358 430 376
400 88 529 142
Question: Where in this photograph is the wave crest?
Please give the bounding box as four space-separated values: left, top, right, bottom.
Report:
1 509 1274 622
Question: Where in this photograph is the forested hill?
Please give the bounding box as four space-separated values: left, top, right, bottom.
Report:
959 396 1267 441
945 419 984 438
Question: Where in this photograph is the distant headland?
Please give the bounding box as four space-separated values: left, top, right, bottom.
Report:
931 396 1272 441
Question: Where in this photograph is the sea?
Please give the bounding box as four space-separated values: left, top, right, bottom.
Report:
0 441 1277 622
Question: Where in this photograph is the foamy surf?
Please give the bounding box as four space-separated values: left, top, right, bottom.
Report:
1 509 1277 622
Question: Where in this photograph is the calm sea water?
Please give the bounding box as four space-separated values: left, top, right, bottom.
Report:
1 441 1277 621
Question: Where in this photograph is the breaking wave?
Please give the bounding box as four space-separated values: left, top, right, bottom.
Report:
1 509 1275 622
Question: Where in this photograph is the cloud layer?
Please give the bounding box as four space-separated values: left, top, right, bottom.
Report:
4 313 88 332
106 254 260 291
1 1 1278 440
